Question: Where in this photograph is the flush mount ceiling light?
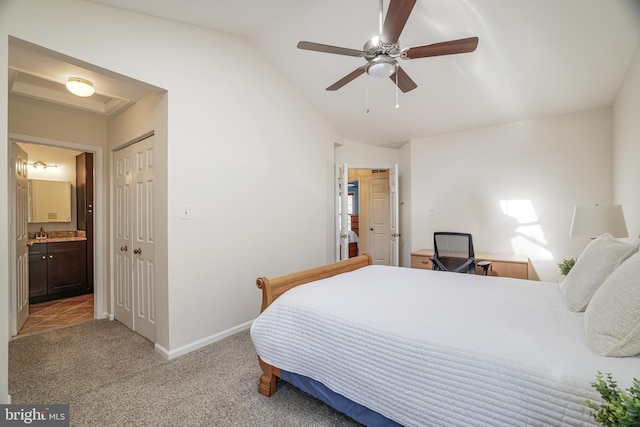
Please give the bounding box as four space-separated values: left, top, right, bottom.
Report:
66 77 94 97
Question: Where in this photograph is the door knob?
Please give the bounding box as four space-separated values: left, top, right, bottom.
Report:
134 248 142 255
120 245 128 252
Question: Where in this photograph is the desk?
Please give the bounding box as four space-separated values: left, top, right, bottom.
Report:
410 249 531 280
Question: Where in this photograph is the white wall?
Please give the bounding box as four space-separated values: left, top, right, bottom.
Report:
335 138 400 167
407 108 614 282
9 97 107 145
1 0 340 399
613 42 640 240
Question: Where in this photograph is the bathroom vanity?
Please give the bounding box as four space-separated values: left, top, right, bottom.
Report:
28 233 89 303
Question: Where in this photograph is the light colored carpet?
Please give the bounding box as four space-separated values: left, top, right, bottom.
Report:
9 320 362 426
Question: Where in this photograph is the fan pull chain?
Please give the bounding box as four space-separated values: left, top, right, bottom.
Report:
366 76 370 114
395 71 400 109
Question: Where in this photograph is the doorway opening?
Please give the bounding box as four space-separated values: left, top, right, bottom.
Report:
9 134 104 337
337 164 399 266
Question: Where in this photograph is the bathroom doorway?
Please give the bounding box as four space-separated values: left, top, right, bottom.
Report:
9 135 103 337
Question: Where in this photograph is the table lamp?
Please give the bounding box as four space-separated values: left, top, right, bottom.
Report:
569 205 629 238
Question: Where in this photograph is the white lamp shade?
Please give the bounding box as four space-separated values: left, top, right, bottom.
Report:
570 205 629 238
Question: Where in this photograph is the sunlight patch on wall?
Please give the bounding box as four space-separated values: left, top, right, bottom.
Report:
500 200 552 259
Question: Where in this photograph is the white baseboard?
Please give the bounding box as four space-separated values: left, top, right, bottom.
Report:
154 320 253 360
99 312 114 321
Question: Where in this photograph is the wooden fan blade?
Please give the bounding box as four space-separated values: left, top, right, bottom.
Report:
390 66 417 93
326 67 366 91
404 37 479 59
380 0 416 45
297 41 364 57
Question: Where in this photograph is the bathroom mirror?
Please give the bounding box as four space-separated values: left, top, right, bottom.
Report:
29 179 72 223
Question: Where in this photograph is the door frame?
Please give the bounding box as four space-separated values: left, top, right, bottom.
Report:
335 163 399 265
336 163 349 261
8 133 105 329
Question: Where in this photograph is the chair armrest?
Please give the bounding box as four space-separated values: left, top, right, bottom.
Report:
477 261 492 276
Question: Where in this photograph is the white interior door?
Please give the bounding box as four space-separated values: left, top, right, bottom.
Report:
113 135 156 342
131 136 156 342
11 143 29 335
114 144 133 331
337 163 349 261
369 177 390 265
389 164 399 267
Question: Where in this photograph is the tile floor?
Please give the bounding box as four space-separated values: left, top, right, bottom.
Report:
17 293 94 337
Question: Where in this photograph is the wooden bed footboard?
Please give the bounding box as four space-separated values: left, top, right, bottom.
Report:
254 254 372 396
255 253 372 313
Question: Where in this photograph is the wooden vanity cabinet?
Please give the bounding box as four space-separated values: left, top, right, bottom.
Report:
47 241 87 295
28 243 47 298
29 241 88 303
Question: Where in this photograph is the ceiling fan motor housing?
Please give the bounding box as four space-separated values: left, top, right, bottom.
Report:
363 36 401 78
363 36 401 60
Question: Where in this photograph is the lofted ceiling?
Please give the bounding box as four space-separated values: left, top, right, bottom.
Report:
9 0 640 146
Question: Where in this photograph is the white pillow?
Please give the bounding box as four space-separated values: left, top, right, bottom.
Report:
584 252 640 357
560 233 638 312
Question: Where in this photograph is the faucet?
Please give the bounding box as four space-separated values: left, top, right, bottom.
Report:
38 227 46 238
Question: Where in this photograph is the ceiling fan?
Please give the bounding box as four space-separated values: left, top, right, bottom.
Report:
297 0 478 93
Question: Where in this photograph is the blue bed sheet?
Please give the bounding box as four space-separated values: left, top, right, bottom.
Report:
280 370 402 427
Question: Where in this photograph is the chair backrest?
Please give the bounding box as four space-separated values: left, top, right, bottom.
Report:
433 232 475 273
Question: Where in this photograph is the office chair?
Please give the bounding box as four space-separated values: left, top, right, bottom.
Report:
430 232 491 275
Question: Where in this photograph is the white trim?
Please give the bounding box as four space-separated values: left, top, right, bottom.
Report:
8 133 105 325
154 321 253 360
342 163 396 171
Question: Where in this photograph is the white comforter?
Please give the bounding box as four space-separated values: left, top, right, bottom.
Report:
250 265 640 426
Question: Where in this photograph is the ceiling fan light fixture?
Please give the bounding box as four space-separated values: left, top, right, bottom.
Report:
66 77 94 97
366 56 397 79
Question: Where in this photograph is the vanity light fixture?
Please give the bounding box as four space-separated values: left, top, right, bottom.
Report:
66 77 95 97
29 161 57 170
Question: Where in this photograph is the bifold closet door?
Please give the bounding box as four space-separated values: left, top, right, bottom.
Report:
113 135 156 342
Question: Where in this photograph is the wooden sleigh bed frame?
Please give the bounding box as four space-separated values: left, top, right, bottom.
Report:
254 254 373 397
252 244 640 426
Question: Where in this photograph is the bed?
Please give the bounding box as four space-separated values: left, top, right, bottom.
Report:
250 249 640 426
